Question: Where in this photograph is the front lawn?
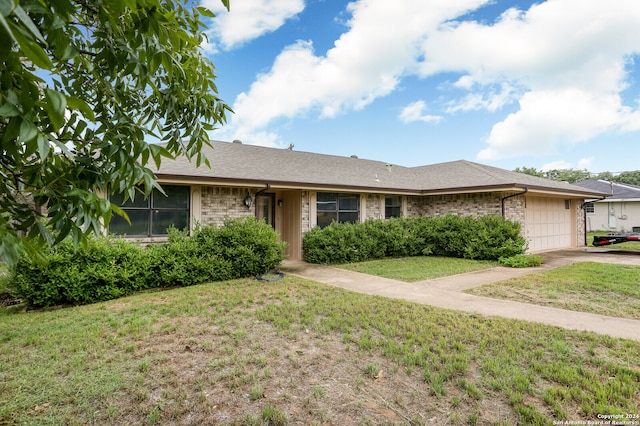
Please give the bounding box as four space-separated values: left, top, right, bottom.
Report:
1 276 638 425
338 256 498 282
466 262 640 320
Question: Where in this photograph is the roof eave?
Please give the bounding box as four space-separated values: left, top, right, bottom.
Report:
155 175 422 195
156 175 607 198
594 198 640 202
419 183 607 198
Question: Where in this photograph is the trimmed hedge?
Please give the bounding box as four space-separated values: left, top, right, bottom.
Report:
12 217 286 308
303 215 526 264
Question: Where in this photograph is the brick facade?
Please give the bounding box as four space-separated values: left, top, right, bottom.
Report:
200 186 254 226
576 201 587 245
365 194 383 220
196 187 586 251
301 191 311 234
406 192 503 218
501 193 526 229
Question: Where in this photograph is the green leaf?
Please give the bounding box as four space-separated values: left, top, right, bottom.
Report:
12 26 53 69
0 102 20 117
18 118 37 142
0 11 16 46
196 6 215 17
148 143 172 169
13 5 46 44
66 96 95 121
110 204 130 225
45 89 67 131
0 0 14 17
36 134 50 160
36 222 55 246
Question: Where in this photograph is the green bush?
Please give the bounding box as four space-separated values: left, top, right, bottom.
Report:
12 217 286 308
302 221 384 264
13 237 148 308
303 214 527 264
462 215 528 260
363 218 426 258
209 216 288 277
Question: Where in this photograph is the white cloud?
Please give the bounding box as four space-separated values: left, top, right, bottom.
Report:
399 101 442 124
220 0 640 157
478 88 624 160
577 157 594 169
202 0 305 50
225 0 489 138
415 0 640 161
447 83 520 113
541 160 572 172
539 157 593 172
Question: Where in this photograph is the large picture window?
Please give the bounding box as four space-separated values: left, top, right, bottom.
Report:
317 192 360 228
109 185 190 236
385 196 402 219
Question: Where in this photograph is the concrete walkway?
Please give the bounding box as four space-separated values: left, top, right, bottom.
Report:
280 248 640 342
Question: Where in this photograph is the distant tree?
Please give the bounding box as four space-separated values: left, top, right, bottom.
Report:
545 169 592 183
612 171 640 186
593 171 615 181
0 0 232 263
514 167 592 183
514 166 545 177
515 166 640 186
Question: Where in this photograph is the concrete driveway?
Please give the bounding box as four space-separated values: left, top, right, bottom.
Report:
281 248 640 342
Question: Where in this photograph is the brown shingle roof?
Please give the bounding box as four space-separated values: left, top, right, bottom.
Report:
152 141 607 197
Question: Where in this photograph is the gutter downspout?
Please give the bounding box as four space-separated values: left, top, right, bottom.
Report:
501 188 528 218
254 183 271 198
253 183 271 214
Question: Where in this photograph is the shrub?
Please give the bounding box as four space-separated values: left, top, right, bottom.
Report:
13 237 148 308
302 221 384 264
12 217 286 308
363 218 425 258
210 216 287 277
303 215 527 264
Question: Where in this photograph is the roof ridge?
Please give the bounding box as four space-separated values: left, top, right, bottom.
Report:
460 160 515 181
595 179 640 192
210 140 408 168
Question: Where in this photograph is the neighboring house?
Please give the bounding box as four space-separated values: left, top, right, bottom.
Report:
107 140 607 259
573 179 640 233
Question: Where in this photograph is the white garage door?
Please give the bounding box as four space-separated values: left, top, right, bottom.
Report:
524 197 573 252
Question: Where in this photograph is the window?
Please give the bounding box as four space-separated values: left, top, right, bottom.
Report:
385 196 402 219
109 185 190 236
584 202 595 214
317 192 360 228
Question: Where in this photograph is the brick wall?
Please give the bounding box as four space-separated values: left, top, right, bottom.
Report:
502 193 526 229
576 201 587 245
365 194 383 220
301 191 311 234
406 191 528 234
406 192 503 218
200 186 254 226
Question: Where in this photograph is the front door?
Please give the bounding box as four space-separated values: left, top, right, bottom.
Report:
256 193 275 228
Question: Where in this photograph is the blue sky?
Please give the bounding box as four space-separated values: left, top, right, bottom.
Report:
200 0 640 174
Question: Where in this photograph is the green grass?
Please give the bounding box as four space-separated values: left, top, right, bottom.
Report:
337 256 498 282
588 231 640 250
467 262 640 319
1 275 638 425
